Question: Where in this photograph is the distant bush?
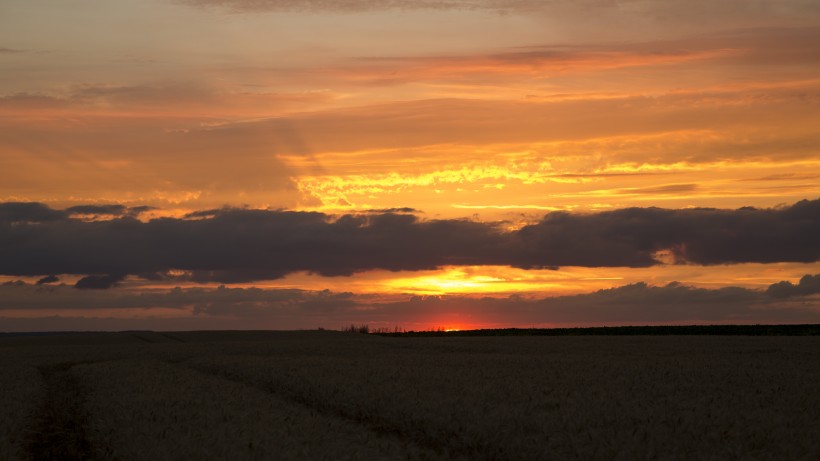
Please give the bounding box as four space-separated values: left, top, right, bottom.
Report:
370 326 405 334
342 325 406 334
342 324 370 334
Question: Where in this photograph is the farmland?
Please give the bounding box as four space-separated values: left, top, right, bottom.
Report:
1 330 819 460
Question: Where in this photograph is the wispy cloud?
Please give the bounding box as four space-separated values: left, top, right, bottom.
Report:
0 84 336 118
176 0 820 20
328 48 735 86
176 0 545 13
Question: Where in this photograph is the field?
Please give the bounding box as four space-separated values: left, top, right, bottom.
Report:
1 330 818 460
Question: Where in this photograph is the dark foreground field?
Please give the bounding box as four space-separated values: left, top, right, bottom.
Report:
1 330 819 460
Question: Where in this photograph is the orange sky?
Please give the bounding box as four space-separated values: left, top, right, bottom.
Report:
1 0 819 330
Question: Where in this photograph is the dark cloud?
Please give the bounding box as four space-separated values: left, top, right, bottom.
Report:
0 202 67 223
67 204 128 216
0 282 355 313
533 282 762 324
190 287 360 317
766 274 820 298
510 199 820 268
75 274 126 290
0 199 818 283
136 272 168 281
129 206 156 215
66 205 154 219
365 207 419 214
36 275 59 285
2 280 26 287
0 202 153 224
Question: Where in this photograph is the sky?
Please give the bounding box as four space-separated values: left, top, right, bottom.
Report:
1 0 819 331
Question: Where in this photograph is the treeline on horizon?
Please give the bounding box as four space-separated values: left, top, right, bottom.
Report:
373 324 820 337
2 324 820 338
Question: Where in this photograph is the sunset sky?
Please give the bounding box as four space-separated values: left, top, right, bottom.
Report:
1 0 819 331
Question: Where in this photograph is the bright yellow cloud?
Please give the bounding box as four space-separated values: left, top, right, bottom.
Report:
287 130 820 217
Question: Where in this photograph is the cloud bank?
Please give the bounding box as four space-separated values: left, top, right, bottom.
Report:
1 275 818 330
766 274 820 298
1 199 818 283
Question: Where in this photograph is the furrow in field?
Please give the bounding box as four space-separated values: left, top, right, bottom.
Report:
182 352 561 460
70 358 445 460
0 363 46 461
25 362 96 461
181 336 820 460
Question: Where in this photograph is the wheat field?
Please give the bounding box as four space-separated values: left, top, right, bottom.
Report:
1 330 818 460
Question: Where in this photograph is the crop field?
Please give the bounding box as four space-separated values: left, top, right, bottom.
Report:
1 331 818 460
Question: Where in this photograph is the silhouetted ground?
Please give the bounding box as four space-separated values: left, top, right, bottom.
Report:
1 329 818 460
377 323 820 337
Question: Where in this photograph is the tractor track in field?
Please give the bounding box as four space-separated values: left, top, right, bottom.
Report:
177 360 479 461
25 362 98 461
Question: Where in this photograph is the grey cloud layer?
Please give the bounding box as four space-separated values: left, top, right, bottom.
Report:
767 274 820 298
182 279 820 325
1 199 819 283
